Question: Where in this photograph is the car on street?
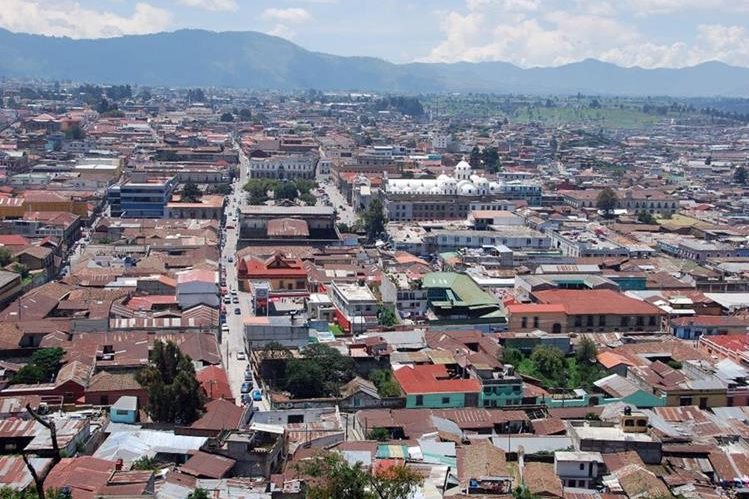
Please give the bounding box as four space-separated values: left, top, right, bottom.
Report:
244 371 253 381
251 389 263 401
234 307 241 315
227 256 234 263
223 296 231 304
237 351 246 360
241 382 251 393
232 296 239 304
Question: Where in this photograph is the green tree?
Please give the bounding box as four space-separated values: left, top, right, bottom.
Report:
377 306 398 327
576 338 597 363
286 359 326 398
220 112 234 122
501 347 524 367
530 346 566 385
10 365 45 384
64 125 84 140
0 247 12 266
368 369 401 398
596 187 619 219
273 182 299 201
130 456 158 471
513 485 539 499
481 147 500 172
284 343 354 398
12 263 29 279
469 146 481 168
300 192 317 206
186 489 209 499
297 451 423 499
135 340 206 424
337 222 351 233
181 181 201 202
30 348 64 381
238 108 252 121
362 198 387 243
735 166 747 185
637 211 657 224
367 427 391 441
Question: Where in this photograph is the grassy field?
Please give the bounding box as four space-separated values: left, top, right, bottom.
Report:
512 105 664 128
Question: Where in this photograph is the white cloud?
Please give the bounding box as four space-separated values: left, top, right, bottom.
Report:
0 1 172 38
177 0 238 12
261 7 312 40
261 7 313 24
624 0 742 16
422 0 749 68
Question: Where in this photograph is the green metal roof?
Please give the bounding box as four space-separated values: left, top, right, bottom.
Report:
423 272 500 308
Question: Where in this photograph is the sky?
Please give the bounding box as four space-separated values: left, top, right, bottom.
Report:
1 0 749 68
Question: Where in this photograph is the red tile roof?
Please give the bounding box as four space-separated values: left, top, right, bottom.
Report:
180 451 235 479
532 289 662 316
393 364 481 395
505 303 566 314
44 457 116 499
196 366 234 402
190 398 243 432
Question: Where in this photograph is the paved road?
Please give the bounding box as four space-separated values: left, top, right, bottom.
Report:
222 145 269 411
318 178 358 227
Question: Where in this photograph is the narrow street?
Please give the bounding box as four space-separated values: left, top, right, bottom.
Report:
319 178 358 227
222 144 269 411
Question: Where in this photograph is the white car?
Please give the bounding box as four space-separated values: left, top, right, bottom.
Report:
221 323 229 333
236 351 247 360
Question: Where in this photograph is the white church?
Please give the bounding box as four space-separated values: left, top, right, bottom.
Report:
383 158 503 196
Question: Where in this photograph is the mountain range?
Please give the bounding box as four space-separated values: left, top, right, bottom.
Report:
1 28 748 96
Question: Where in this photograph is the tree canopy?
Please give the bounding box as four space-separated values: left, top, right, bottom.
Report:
181 181 201 202
135 340 205 424
362 198 387 243
297 451 423 499
735 166 747 185
11 348 64 384
596 187 619 219
368 369 401 398
283 343 354 398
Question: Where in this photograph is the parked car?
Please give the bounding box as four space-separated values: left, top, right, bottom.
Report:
223 296 231 304
221 323 230 333
236 351 246 360
251 389 263 401
241 382 251 393
232 296 239 304
244 371 253 381
234 308 241 315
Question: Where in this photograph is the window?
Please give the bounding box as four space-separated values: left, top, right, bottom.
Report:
648 316 656 326
586 315 594 327
442 396 450 404
533 317 539 328
624 419 634 427
116 410 129 416
636 316 644 327
679 396 692 406
636 419 646 427
621 316 630 327
599 315 606 326
287 414 304 424
579 463 585 470
415 395 423 406
521 317 528 328
574 316 582 327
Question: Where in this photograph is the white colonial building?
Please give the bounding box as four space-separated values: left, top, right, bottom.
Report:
382 159 541 221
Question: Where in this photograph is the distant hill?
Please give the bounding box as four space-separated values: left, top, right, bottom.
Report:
1 28 748 96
